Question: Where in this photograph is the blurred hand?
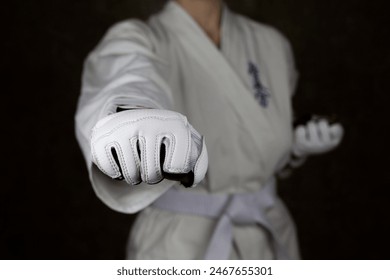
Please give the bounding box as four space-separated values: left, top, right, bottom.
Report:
292 119 344 158
90 109 208 187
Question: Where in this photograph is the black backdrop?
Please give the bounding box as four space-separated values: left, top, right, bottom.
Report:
2 0 389 259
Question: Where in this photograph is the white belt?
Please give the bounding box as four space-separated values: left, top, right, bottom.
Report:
152 178 290 259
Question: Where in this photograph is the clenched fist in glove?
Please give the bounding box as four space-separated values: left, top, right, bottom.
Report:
91 109 208 187
292 118 344 158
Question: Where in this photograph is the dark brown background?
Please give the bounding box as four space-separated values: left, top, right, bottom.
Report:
2 0 389 259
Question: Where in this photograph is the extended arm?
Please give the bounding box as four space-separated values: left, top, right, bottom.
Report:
75 21 207 213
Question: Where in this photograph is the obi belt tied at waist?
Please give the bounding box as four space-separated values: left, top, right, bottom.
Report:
152 178 290 260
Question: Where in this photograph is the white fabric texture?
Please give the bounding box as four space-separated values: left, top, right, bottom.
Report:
293 119 344 157
75 0 300 259
91 109 208 186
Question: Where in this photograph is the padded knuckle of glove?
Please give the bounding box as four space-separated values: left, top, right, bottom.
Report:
90 109 208 187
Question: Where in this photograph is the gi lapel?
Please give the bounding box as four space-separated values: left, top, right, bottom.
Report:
157 1 292 187
159 2 273 130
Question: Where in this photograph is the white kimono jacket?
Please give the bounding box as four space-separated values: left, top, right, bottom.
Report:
75 1 300 259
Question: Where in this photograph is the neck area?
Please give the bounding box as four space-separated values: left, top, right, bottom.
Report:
175 0 223 46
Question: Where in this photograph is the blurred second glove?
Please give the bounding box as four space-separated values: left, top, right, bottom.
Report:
292 118 344 158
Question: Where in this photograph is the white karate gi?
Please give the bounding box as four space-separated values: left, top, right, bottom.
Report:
75 1 300 259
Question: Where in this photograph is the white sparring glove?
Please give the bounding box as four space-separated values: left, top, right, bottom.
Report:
292 118 344 158
91 109 208 188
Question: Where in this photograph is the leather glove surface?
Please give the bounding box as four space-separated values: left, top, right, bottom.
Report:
91 109 208 187
292 118 344 158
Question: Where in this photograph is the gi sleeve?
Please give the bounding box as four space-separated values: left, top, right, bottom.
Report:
75 20 175 214
280 35 299 96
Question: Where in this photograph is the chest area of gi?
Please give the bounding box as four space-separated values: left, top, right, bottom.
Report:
151 13 293 192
